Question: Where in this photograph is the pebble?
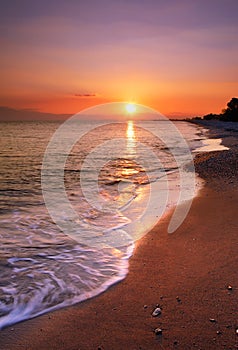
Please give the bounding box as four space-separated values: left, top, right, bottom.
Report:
209 318 217 323
227 285 232 290
236 329 238 335
152 307 162 317
143 305 148 309
176 296 181 303
154 328 162 335
216 330 222 335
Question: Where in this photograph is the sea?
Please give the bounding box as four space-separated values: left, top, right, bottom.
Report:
0 118 210 329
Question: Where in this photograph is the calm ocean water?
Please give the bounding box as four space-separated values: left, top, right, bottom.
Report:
0 120 206 328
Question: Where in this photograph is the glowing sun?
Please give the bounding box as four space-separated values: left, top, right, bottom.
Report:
125 103 137 114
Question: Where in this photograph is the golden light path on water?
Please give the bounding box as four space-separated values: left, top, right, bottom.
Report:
126 120 136 158
123 120 152 243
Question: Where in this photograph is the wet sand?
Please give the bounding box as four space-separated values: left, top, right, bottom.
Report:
0 122 237 350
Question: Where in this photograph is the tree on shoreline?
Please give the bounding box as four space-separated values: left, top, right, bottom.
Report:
203 97 238 122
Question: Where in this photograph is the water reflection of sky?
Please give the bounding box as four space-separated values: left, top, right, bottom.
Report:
194 138 229 152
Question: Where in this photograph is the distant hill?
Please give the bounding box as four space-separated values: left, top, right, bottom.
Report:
0 106 71 122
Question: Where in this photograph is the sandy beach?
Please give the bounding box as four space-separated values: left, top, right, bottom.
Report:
0 121 237 350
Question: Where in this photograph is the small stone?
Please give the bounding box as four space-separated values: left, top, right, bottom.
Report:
216 330 222 335
209 318 217 323
154 328 162 335
176 296 181 303
174 340 178 345
143 305 148 309
236 329 238 335
227 285 232 290
11 328 14 331
152 307 162 317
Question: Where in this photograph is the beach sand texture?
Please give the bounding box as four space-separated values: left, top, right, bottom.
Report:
0 121 237 350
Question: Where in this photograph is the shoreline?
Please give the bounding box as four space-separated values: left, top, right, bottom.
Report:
0 121 237 349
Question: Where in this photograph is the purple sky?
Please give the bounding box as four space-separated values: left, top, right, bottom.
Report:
0 0 238 117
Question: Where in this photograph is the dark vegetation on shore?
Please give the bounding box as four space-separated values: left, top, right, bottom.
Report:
191 97 238 122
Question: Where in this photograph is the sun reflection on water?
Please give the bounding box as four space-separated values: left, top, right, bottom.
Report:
126 120 136 156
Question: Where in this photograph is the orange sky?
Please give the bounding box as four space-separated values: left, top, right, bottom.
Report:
0 1 238 118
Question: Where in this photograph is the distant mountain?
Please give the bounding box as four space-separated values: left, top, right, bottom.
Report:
0 106 71 121
0 106 191 122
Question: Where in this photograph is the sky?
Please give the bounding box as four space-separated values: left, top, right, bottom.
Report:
0 0 238 118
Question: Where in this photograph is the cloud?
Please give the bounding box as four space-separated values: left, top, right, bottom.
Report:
74 93 97 97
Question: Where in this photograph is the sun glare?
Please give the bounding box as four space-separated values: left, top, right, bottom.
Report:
125 103 136 114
